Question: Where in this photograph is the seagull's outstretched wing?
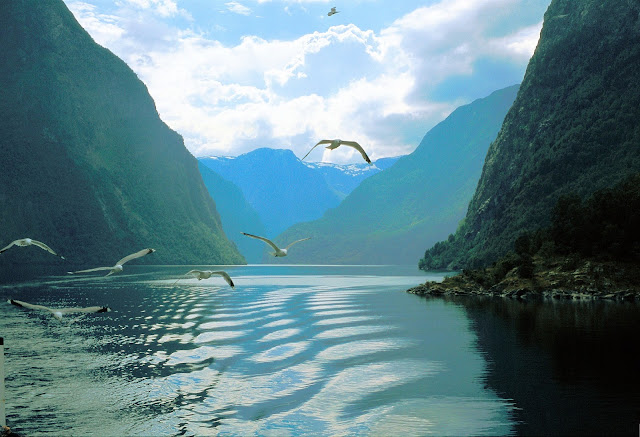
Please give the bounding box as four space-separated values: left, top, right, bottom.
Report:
68 266 113 274
302 140 332 161
285 237 311 250
116 248 155 266
341 141 371 164
30 239 65 259
212 271 235 288
9 299 109 319
0 240 17 253
242 232 281 251
174 270 201 285
9 299 50 312
57 306 110 314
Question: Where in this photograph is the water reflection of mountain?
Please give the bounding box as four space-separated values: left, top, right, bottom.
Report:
447 296 640 436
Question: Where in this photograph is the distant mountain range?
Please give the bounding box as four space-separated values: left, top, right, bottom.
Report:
198 149 401 242
420 0 640 270
0 0 244 266
275 85 520 265
303 157 401 199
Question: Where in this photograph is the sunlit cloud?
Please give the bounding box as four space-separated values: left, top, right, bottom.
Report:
226 1 252 16
64 0 546 163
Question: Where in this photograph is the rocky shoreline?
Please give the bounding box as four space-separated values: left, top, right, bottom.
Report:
408 256 640 302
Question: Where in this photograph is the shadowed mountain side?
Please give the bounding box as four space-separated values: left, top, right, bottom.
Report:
0 0 244 266
275 85 520 265
421 0 640 270
199 148 342 237
198 162 266 263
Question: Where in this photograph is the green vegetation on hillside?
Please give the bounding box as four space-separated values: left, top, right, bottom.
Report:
0 0 244 266
276 85 519 265
415 174 640 298
420 0 640 270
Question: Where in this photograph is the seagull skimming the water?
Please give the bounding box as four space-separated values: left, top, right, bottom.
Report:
8 299 110 320
0 238 65 259
302 139 371 164
328 7 339 16
241 232 310 257
175 270 235 288
67 248 155 276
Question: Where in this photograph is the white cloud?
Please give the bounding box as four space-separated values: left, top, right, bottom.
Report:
64 0 543 163
226 1 252 16
117 0 181 17
67 2 125 46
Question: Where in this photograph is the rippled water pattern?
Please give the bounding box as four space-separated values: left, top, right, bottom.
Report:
0 266 514 435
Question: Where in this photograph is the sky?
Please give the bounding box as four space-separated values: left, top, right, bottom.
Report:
62 0 551 163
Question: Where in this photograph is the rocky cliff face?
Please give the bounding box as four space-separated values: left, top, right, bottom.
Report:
421 0 640 269
0 0 244 265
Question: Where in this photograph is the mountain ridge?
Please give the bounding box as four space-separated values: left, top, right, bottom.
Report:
420 0 640 270
0 0 244 266
274 84 520 265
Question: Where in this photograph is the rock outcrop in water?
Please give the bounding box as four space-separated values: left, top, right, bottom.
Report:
0 0 244 265
413 173 640 300
420 0 640 270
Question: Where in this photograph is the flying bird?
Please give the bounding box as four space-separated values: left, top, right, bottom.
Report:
328 7 339 16
241 232 310 257
174 270 235 288
302 139 371 164
8 299 110 320
67 248 155 276
0 238 65 259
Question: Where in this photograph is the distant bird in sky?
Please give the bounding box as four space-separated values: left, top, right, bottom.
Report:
328 7 339 16
67 248 155 276
175 270 235 288
302 139 372 164
241 232 310 257
8 299 110 320
0 238 65 259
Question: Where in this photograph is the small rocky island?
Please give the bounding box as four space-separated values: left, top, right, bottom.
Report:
409 255 640 302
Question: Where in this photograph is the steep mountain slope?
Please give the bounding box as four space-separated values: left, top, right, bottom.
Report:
421 0 640 270
0 0 244 266
198 162 266 263
276 85 519 264
199 148 342 237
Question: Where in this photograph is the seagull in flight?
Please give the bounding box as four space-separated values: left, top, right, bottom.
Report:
175 270 235 288
302 139 371 164
67 248 155 276
241 232 310 257
328 7 339 16
0 238 65 259
8 299 110 320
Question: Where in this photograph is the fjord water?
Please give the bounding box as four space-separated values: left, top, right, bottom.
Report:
0 265 638 436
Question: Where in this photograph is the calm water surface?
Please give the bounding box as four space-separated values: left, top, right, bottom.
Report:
0 265 638 436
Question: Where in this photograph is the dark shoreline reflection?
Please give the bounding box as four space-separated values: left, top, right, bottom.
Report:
439 295 640 436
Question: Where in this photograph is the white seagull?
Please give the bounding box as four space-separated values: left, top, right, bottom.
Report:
175 270 235 288
67 248 155 276
328 7 339 16
8 299 110 320
0 238 65 259
302 139 371 164
241 232 310 257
